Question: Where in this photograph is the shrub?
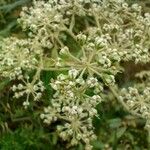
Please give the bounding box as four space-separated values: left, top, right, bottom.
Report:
0 0 150 149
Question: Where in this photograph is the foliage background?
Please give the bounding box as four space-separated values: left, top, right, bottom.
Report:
0 0 150 150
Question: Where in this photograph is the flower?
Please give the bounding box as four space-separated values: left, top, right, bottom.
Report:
41 70 102 148
12 76 44 108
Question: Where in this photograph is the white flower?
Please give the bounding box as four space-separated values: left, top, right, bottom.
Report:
59 46 69 55
41 72 102 147
12 79 44 108
23 101 30 109
68 69 79 78
87 77 98 88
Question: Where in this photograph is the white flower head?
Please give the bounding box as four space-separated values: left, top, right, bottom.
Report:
87 77 98 88
68 69 79 78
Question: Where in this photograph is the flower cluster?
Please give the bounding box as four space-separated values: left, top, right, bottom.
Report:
119 69 150 130
120 86 150 118
59 38 117 86
40 69 102 149
0 37 39 80
18 0 100 33
17 0 150 81
12 75 45 108
86 1 150 63
0 0 149 149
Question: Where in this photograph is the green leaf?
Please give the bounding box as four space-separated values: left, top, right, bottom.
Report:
0 0 31 13
92 141 104 149
108 118 122 129
0 78 10 91
116 127 127 139
52 133 58 145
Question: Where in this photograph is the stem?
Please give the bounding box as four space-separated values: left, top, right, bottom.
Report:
92 9 102 34
69 14 75 31
0 101 12 115
81 47 86 59
65 28 77 41
55 37 64 47
12 117 31 122
68 53 81 63
57 115 70 122
79 68 86 78
147 130 150 149
93 11 100 28
32 53 43 84
43 67 70 71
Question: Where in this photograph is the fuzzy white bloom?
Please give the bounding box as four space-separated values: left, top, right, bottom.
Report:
120 85 150 120
87 77 98 88
59 46 70 55
68 69 79 78
0 37 39 80
12 77 44 108
41 70 102 148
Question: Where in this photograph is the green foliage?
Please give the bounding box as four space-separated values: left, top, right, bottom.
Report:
0 0 150 150
0 0 31 37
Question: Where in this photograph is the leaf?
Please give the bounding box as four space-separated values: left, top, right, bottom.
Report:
108 118 122 129
77 143 84 150
92 141 105 149
0 20 17 37
0 0 31 13
52 133 58 145
116 127 127 139
0 78 10 91
43 57 56 68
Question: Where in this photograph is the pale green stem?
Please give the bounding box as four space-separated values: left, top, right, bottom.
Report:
31 53 43 84
68 53 82 63
69 14 75 31
147 129 150 149
43 67 71 71
65 28 77 41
